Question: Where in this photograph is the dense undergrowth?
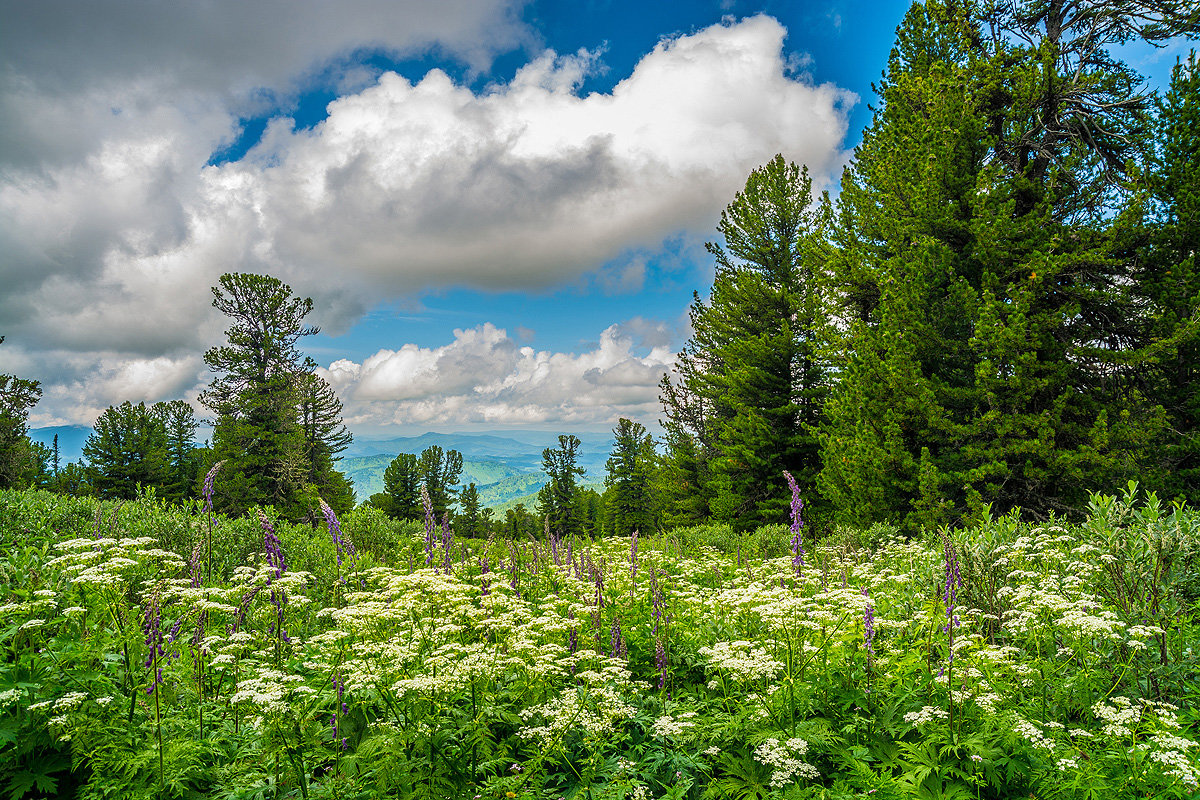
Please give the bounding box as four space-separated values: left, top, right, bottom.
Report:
1 484 1198 799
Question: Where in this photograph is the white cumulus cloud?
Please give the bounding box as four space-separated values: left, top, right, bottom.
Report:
0 11 853 428
322 322 675 428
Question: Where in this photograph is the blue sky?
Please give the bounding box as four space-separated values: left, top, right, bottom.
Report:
0 0 1191 437
261 0 912 362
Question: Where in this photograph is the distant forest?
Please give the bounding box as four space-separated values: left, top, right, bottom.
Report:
2 1 1198 535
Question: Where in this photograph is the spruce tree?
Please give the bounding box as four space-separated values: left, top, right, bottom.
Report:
417 446 463 521
0 336 42 490
457 483 487 538
1135 50 1200 502
661 155 831 530
153 400 200 503
539 434 585 538
604 418 657 536
372 452 423 519
83 401 170 499
820 0 1184 527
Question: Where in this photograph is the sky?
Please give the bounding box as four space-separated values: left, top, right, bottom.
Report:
1 0 1192 439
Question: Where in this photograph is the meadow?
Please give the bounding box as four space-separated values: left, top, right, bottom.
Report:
1 481 1198 799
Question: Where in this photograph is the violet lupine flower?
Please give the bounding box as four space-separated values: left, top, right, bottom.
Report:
258 511 290 643
649 568 663 636
421 485 435 566
440 514 453 574
320 499 355 571
202 460 225 515
566 610 578 654
142 590 166 695
187 539 204 588
610 615 627 660
330 670 349 751
941 532 962 671
630 530 639 594
655 636 669 689
783 470 805 571
479 555 491 596
549 531 561 566
191 610 207 658
229 586 261 634
862 588 875 657
259 511 286 579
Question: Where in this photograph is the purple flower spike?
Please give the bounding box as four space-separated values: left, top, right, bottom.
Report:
783 470 805 572
142 590 167 695
321 499 355 571
421 485 435 566
862 587 875 656
202 460 225 516
259 511 286 578
941 532 963 668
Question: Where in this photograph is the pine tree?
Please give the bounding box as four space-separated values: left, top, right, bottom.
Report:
0 336 42 490
604 418 657 536
660 155 831 531
83 401 170 499
656 373 713 528
1135 50 1200 502
201 273 351 519
539 435 585 538
418 446 463 521
152 400 200 503
372 452 423 519
297 361 354 513
457 483 486 538
820 0 1185 527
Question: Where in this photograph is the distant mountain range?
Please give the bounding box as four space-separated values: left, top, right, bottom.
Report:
341 430 613 510
29 425 615 511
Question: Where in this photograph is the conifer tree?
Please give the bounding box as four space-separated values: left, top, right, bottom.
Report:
604 418 658 536
153 400 200 503
661 155 831 530
418 445 463 521
372 452 423 519
0 336 42 490
83 401 170 499
1135 50 1200 502
820 0 1186 526
457 483 487 538
201 273 352 519
539 434 585 537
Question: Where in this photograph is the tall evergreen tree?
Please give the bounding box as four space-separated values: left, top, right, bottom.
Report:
0 336 42 490
604 418 658 536
83 401 170 499
820 0 1188 527
418 446 463 521
297 360 355 513
539 434 585 538
152 400 200 504
1134 50 1200 502
457 483 490 538
660 155 831 530
371 452 423 520
656 381 712 528
201 273 351 519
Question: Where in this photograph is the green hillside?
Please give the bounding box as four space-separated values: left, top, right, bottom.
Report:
341 454 527 500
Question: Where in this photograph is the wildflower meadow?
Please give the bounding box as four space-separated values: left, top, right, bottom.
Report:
1 478 1198 799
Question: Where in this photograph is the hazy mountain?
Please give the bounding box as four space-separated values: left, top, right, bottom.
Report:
346 430 612 476
340 454 527 499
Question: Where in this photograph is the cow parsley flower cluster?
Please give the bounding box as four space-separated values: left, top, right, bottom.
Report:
699 640 782 684
753 737 819 788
